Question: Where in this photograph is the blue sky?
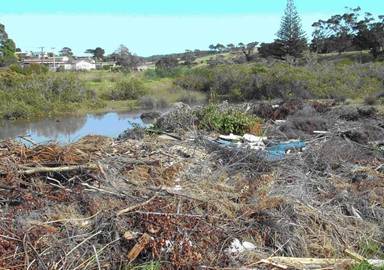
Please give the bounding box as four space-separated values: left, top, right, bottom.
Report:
0 0 383 56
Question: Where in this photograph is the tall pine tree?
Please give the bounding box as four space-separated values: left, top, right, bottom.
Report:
277 0 307 57
0 23 17 66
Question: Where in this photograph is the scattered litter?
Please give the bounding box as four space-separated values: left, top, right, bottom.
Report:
376 164 384 174
275 120 287 124
1 101 384 269
313 130 330 135
243 134 267 144
226 239 257 254
265 140 306 161
215 133 304 160
219 133 243 141
158 134 180 141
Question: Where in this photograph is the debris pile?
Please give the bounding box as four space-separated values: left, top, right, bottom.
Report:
1 101 384 269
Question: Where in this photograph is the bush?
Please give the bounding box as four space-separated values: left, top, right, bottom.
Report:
174 68 213 93
364 95 376 105
109 77 146 100
196 104 261 135
175 62 384 101
144 67 187 79
102 65 113 70
0 70 103 120
8 63 48 75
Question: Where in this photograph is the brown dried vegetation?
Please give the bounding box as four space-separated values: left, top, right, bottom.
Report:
0 101 384 269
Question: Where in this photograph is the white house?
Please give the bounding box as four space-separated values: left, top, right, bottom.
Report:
74 60 96 71
20 53 102 71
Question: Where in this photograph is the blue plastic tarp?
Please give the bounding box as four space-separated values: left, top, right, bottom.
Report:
265 140 305 161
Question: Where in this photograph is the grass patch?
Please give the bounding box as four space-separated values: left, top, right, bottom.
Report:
126 262 161 270
352 261 384 270
144 78 206 105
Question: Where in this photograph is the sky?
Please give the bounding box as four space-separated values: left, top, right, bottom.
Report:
0 0 383 56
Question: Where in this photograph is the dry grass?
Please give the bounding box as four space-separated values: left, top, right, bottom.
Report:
1 102 384 269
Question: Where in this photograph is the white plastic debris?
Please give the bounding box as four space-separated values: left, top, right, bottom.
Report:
242 241 257 250
219 133 242 141
170 185 183 192
313 131 330 134
243 134 267 145
243 134 267 150
162 239 193 253
275 120 287 124
249 145 265 150
226 239 256 254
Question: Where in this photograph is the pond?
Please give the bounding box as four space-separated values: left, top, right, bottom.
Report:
0 111 151 144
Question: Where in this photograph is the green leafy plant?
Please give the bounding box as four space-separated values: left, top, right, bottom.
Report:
110 77 147 100
127 261 161 270
352 261 384 270
197 104 261 135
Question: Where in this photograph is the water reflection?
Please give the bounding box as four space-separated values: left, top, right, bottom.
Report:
0 111 146 144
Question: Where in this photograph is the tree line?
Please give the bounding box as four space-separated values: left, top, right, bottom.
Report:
209 0 383 60
1 0 383 69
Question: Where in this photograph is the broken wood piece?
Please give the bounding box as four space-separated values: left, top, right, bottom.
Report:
127 233 151 262
344 249 366 262
123 231 139 241
267 257 384 269
19 164 99 175
267 257 354 269
257 259 288 269
10 158 158 176
158 134 180 141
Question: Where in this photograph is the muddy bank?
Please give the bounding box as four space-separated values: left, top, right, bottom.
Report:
0 101 384 269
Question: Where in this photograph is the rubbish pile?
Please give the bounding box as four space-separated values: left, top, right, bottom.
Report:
215 133 305 161
0 100 384 269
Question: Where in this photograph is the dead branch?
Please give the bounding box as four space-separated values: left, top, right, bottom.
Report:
19 164 99 175
117 195 157 216
127 233 151 262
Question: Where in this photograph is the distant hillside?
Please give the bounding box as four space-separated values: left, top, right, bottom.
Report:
144 50 214 62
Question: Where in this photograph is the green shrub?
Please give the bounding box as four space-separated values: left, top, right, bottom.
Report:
144 66 187 79
110 77 146 100
364 95 377 105
102 65 112 70
24 63 49 74
0 69 104 120
174 67 213 92
197 104 261 135
175 62 384 101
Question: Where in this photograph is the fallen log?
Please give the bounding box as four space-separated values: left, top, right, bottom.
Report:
266 257 384 269
19 164 99 175
0 158 161 176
